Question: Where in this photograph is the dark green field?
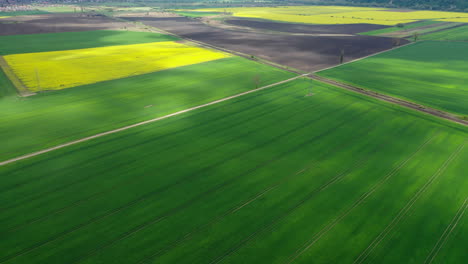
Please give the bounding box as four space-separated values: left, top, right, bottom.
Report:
318 41 468 117
0 30 179 55
0 78 466 264
421 24 468 41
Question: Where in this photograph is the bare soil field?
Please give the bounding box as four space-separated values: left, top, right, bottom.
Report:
0 13 132 35
122 16 407 72
225 19 389 34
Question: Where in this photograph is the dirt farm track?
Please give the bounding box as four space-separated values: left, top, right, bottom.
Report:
122 16 407 72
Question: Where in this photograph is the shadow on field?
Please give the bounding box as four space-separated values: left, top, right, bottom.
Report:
0 54 296 161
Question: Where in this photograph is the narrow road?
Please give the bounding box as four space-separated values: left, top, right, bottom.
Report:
0 74 307 167
310 75 468 126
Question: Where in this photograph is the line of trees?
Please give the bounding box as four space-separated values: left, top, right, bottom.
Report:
1 0 468 12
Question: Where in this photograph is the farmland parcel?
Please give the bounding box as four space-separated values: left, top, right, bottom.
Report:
0 30 295 160
196 6 468 25
0 79 466 264
5 41 230 91
317 41 468 117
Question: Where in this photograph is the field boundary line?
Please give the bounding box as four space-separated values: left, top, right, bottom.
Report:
283 130 439 264
313 42 415 73
0 74 306 167
0 56 35 97
310 75 468 126
424 196 468 264
354 142 466 264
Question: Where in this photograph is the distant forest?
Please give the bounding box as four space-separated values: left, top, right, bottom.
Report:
1 0 468 11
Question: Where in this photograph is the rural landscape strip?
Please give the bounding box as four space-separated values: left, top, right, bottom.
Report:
124 18 467 125
353 142 466 264
310 75 468 126
0 74 306 167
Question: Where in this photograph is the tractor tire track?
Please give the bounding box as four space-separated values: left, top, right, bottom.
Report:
424 197 468 264
206 116 409 264
284 131 440 263
354 141 466 264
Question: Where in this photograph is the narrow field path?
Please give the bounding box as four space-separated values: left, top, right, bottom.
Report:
310 75 468 126
0 74 306 167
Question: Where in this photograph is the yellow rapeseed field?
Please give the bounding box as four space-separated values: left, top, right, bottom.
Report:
197 6 468 25
4 41 230 92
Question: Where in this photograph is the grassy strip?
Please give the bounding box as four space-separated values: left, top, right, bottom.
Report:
0 56 295 161
317 41 468 117
173 11 221 18
0 79 466 264
359 20 441 36
0 69 16 98
0 10 49 17
420 24 468 41
0 30 179 55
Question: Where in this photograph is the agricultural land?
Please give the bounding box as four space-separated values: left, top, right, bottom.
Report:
0 29 295 160
196 6 468 25
0 1 467 264
317 41 468 117
0 79 467 264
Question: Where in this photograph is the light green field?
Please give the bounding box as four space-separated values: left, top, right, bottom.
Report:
421 24 468 41
318 41 468 117
0 78 466 264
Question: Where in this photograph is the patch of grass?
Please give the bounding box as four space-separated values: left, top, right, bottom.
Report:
359 20 440 35
5 41 230 91
0 56 295 161
0 69 16 98
0 10 49 17
0 78 466 264
173 11 222 18
420 24 468 41
37 6 78 13
318 41 468 117
0 30 179 55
